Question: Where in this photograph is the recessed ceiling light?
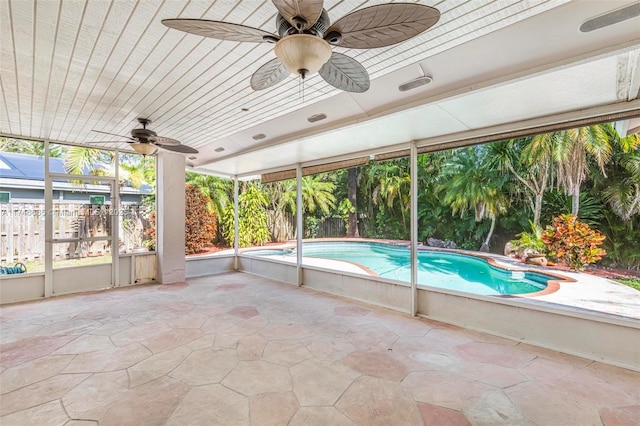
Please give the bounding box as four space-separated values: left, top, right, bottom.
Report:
252 133 266 140
307 113 327 123
188 156 197 160
398 75 433 92
580 3 640 32
214 147 225 152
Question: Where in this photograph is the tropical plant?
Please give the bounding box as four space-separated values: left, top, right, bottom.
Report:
63 146 114 176
509 221 547 256
221 182 270 247
599 210 640 270
488 138 553 227
185 184 217 254
346 167 359 237
301 174 337 215
185 172 232 218
598 134 640 221
544 125 612 215
144 212 156 251
541 214 606 270
0 137 64 157
440 147 509 251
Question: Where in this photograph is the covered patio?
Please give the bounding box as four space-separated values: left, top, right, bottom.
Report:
2 0 640 424
1 272 639 425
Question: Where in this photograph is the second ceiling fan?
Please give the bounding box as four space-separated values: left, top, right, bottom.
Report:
162 1 440 93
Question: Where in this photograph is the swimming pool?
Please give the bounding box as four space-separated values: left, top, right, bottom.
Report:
246 242 550 296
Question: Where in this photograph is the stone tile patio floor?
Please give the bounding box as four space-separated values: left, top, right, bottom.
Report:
0 272 638 425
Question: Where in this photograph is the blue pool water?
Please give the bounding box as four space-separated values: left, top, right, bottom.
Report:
247 242 549 296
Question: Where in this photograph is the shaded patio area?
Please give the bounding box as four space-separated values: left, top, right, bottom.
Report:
1 272 638 425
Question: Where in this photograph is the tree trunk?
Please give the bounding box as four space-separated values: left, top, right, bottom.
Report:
480 216 496 252
533 192 543 228
347 167 359 238
571 190 580 216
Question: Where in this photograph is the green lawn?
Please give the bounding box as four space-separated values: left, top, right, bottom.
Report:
17 256 111 273
615 278 640 292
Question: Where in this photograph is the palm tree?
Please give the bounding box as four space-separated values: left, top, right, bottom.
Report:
363 159 411 227
440 147 509 251
300 174 336 215
63 146 113 176
487 138 553 227
599 133 640 221
548 125 612 215
264 175 336 215
119 154 155 189
185 172 232 217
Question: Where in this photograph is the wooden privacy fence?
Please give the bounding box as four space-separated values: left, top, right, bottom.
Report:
1 203 149 264
315 217 346 238
266 210 346 241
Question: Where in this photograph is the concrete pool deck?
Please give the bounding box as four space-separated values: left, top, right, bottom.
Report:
1 272 638 425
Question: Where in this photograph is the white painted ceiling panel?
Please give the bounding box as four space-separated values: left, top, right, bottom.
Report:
438 56 621 130
202 103 468 175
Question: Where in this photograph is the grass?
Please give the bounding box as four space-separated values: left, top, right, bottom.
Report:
16 255 111 273
614 278 640 291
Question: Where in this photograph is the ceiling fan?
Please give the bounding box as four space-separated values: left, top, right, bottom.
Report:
89 118 198 155
162 1 440 93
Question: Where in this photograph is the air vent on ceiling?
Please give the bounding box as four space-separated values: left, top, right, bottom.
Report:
252 133 266 140
214 147 225 152
398 75 433 92
580 2 640 32
307 113 327 123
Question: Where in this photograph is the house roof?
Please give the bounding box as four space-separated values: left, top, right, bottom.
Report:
0 152 65 179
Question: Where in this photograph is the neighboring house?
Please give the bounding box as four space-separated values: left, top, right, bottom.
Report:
0 152 152 204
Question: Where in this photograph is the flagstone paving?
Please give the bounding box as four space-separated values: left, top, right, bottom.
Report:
0 272 638 425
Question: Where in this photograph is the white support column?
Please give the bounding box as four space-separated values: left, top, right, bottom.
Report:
156 151 185 284
410 141 418 316
296 164 303 287
44 140 52 298
233 176 239 270
112 151 119 287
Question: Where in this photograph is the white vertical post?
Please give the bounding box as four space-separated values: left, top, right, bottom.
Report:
410 141 418 316
44 140 52 297
156 151 186 284
233 176 239 270
112 150 119 287
296 164 303 287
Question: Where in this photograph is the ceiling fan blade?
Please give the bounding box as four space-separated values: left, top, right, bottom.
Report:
84 140 133 144
156 143 199 154
91 129 136 142
148 136 181 146
319 52 370 93
250 58 290 91
326 3 440 49
272 0 324 30
162 19 279 43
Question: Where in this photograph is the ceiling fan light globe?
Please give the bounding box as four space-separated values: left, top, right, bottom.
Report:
274 34 332 76
132 142 158 156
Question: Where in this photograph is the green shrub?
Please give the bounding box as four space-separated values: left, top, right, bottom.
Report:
509 221 546 257
222 183 270 248
541 214 606 271
185 184 216 254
